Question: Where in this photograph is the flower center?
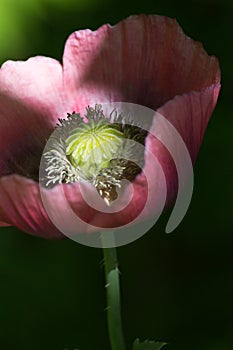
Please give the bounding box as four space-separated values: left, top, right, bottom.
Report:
66 119 124 179
42 104 147 205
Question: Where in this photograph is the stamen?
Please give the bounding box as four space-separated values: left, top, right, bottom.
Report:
42 104 147 205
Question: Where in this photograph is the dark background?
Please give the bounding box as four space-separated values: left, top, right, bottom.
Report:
0 0 232 349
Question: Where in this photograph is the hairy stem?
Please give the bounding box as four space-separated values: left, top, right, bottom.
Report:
101 231 126 350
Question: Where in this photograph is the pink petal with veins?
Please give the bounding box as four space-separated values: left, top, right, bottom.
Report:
157 83 221 162
63 14 220 112
0 175 63 238
0 57 67 176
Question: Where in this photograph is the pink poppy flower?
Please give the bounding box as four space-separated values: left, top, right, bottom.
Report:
0 14 220 239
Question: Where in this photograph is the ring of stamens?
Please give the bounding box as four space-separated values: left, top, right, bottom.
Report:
42 104 147 205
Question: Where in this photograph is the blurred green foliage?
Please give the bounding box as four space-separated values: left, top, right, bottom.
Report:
0 0 232 350
0 0 104 62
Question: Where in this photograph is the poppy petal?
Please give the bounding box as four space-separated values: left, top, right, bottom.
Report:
157 83 221 162
0 175 63 238
63 14 220 112
0 57 67 176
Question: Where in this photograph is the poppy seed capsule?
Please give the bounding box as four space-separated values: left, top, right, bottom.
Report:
43 104 147 205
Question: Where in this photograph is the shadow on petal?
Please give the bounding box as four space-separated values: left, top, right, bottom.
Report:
0 175 63 238
63 14 220 112
0 57 68 178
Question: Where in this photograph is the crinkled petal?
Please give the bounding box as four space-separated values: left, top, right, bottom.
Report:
0 57 67 176
63 14 220 112
157 83 221 162
0 175 63 238
0 175 106 238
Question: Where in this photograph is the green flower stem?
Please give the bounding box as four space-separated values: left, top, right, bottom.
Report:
101 231 126 350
